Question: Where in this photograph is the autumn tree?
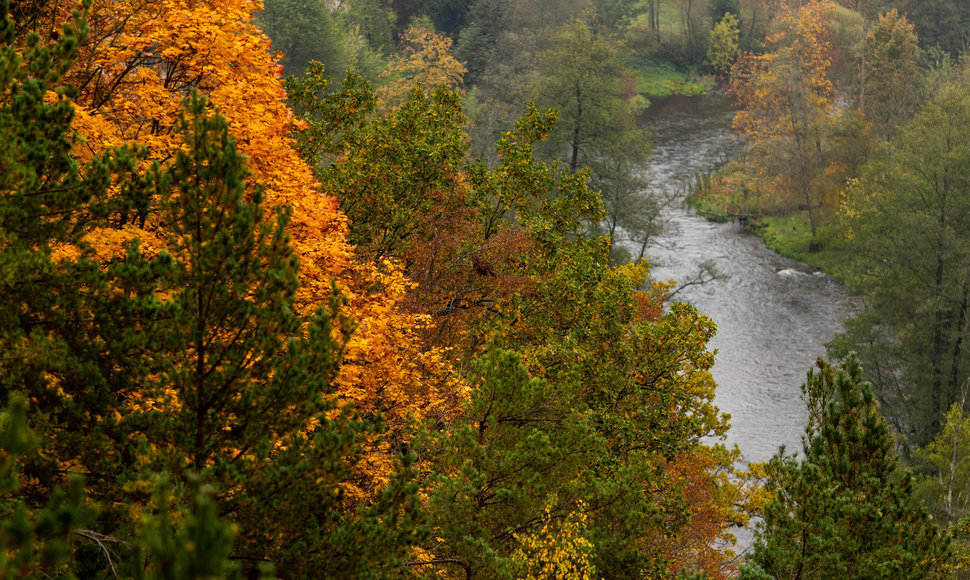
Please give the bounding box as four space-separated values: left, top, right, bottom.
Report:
0 9 238 577
35 0 455 517
3 0 441 574
60 0 361 313
415 243 744 577
742 355 950 579
707 12 741 75
509 501 598 579
0 0 160 511
731 0 840 241
287 59 748 574
375 18 467 110
124 95 428 576
0 6 389 575
654 444 766 579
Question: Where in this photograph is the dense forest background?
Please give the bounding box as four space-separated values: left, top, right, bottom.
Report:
2 0 970 577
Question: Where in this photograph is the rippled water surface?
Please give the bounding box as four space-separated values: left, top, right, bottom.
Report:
635 93 858 463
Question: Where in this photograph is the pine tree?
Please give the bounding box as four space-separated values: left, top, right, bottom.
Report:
120 94 424 576
743 354 951 579
1 4 425 571
0 6 244 577
0 0 156 508
0 395 97 578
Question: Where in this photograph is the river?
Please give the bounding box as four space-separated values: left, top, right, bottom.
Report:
634 92 858 464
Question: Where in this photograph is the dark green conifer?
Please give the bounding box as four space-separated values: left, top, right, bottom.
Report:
743 354 951 579
119 94 424 576
0 395 97 578
0 0 156 508
0 3 424 573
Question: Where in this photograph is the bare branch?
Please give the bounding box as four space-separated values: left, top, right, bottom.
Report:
71 529 126 578
667 259 727 301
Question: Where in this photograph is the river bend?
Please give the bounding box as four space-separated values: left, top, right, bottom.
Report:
636 93 858 463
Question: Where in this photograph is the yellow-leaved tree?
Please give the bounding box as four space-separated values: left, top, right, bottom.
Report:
730 0 840 240
52 0 461 514
376 19 467 110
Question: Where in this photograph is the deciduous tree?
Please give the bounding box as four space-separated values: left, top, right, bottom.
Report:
860 9 922 138
4 2 431 574
533 18 656 259
707 12 741 75
130 98 425 575
912 396 970 574
731 0 840 240
375 18 467 110
836 78 970 445
40 0 451 513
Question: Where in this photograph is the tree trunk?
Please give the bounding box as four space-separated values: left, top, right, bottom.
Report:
786 92 817 239
948 278 970 406
570 82 583 173
932 168 951 423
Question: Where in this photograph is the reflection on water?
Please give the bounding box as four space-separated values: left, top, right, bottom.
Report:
633 92 857 463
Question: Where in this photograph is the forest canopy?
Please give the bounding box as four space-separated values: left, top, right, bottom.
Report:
2 0 967 577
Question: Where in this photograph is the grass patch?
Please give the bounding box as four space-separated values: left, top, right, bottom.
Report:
687 174 737 222
630 58 711 96
625 2 716 96
758 213 851 280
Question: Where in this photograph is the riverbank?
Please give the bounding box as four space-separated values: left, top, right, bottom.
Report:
632 57 714 99
757 213 852 279
687 158 853 281
637 91 856 463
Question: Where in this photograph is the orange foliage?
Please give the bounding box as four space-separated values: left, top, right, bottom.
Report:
648 446 763 579
731 0 837 149
376 21 467 110
402 212 540 355
730 0 841 234
48 0 461 503
64 0 350 285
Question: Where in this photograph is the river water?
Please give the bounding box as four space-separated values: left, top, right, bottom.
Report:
634 92 858 464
